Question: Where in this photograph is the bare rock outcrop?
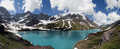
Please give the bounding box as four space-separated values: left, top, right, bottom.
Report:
0 25 5 35
101 28 116 43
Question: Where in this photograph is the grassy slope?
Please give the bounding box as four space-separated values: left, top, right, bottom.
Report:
0 35 24 49
76 25 120 49
100 26 120 49
0 31 32 49
76 31 104 49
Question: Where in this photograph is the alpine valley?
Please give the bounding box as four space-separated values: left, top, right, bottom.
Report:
0 5 120 49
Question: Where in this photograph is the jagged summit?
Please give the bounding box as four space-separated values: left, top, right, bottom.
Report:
49 12 86 20
0 7 11 23
26 11 32 14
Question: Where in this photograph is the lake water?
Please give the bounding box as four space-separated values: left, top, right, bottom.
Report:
18 29 100 49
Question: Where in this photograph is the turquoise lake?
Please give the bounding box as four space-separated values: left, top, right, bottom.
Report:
18 29 100 49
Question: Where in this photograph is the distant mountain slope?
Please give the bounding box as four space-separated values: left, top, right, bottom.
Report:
13 11 50 26
45 12 98 30
0 7 10 17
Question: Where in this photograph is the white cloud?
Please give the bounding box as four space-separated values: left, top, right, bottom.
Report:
18 3 20 5
0 0 16 13
105 0 120 10
18 3 20 9
118 0 120 8
50 0 96 15
22 0 43 12
107 12 120 24
93 11 120 25
93 11 108 25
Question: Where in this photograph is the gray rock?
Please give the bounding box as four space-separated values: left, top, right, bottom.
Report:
0 25 4 35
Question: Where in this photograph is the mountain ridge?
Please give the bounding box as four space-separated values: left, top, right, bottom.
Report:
0 7 98 31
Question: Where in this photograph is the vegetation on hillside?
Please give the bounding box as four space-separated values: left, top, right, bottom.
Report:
75 21 120 49
0 31 32 49
100 26 120 49
36 20 98 31
75 31 104 49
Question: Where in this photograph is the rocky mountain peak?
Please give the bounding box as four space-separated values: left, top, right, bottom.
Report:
0 6 10 18
26 11 32 14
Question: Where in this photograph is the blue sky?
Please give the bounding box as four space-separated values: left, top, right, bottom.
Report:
0 0 120 25
13 0 65 16
0 0 109 15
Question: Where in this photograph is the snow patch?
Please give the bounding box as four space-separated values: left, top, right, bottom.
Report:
8 22 21 30
7 30 21 37
87 21 94 27
0 43 4 46
105 26 111 30
80 22 84 25
39 20 53 25
26 21 30 23
50 12 86 20
71 20 75 24
74 47 78 49
24 14 30 17
49 15 61 20
39 26 50 30
1 16 4 18
80 22 89 30
62 12 83 16
43 13 47 15
18 14 30 23
62 20 65 27
85 20 94 27
68 21 72 28
22 25 36 30
77 16 79 19
61 12 86 20
2 23 7 28
39 27 43 29
80 14 86 20
85 37 88 40
18 18 27 23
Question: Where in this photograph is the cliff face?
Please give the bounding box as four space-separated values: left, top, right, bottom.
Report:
0 25 4 35
75 20 120 49
0 7 11 23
